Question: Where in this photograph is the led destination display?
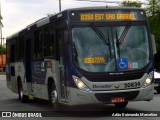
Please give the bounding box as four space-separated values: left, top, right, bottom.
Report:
71 10 146 22
80 13 136 21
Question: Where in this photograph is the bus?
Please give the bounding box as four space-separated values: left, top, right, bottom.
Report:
6 7 156 111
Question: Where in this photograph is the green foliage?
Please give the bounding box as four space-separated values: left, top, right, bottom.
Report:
145 0 160 16
0 44 6 54
121 0 142 7
145 0 160 69
145 0 160 52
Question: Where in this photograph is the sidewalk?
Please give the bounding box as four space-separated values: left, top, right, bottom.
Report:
0 72 6 75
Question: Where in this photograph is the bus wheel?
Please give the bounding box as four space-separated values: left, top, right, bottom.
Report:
18 82 29 103
49 83 61 111
114 102 128 108
156 89 160 94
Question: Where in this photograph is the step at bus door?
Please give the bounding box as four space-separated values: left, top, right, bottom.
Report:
56 29 69 103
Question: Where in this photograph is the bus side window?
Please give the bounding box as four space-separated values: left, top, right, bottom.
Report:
10 44 15 63
44 25 55 57
15 37 24 61
15 38 19 61
34 30 43 59
19 37 24 60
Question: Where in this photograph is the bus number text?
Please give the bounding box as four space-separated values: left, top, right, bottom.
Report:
124 82 141 88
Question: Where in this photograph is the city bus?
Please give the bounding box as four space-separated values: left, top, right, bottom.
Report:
6 7 156 111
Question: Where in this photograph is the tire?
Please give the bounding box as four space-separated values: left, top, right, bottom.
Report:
48 83 61 111
156 89 160 94
18 81 29 103
114 102 128 108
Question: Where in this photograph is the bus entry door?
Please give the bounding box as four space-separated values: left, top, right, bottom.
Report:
25 38 32 95
56 29 69 103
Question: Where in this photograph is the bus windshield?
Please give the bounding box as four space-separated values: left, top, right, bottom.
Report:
72 25 150 72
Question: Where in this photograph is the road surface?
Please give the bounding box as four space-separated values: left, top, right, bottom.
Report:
0 75 160 120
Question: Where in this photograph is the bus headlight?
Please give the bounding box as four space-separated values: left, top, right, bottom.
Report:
142 77 152 88
72 76 90 91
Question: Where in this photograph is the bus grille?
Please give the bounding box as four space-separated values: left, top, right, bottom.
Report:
95 91 139 103
83 72 144 82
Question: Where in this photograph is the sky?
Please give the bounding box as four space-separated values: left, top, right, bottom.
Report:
1 0 148 39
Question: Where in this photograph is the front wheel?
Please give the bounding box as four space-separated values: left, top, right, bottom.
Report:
156 89 160 94
114 102 128 108
48 83 61 111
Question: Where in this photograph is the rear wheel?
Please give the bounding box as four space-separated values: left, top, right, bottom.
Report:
18 81 29 103
114 102 128 108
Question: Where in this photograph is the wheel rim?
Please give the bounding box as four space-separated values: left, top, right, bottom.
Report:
51 89 57 104
20 88 23 99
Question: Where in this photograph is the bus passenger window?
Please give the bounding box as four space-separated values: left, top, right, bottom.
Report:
19 37 24 60
44 26 55 57
34 30 43 58
10 44 15 62
16 37 24 60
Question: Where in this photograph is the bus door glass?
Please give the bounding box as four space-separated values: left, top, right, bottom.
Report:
25 37 33 94
56 28 68 102
10 44 16 91
25 39 32 82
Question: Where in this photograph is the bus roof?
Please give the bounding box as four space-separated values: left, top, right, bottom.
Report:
68 6 143 11
6 6 144 40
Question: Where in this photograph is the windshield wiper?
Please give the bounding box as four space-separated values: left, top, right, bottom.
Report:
118 25 130 44
73 42 79 66
115 31 120 57
90 23 110 45
115 25 131 57
90 23 111 58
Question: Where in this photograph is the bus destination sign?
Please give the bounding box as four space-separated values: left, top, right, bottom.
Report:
80 13 136 21
71 10 145 22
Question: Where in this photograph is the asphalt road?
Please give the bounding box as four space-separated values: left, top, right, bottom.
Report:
0 75 160 120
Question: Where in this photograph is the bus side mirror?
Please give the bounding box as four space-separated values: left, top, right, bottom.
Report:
151 34 157 54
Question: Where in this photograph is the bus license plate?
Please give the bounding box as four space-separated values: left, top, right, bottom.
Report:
111 97 126 103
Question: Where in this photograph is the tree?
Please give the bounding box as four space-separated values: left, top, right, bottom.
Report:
0 44 6 54
145 0 160 70
121 0 142 7
145 0 160 51
145 0 160 16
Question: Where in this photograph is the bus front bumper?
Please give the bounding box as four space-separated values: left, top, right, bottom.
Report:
69 84 154 105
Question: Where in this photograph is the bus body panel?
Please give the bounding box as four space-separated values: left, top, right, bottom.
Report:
32 84 49 100
69 84 154 105
80 73 150 91
7 62 26 94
